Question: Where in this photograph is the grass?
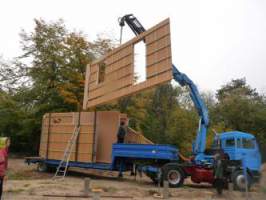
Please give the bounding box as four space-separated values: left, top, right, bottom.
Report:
102 186 117 193
23 183 31 187
6 188 25 193
147 189 160 196
6 168 49 180
90 186 117 193
7 170 31 180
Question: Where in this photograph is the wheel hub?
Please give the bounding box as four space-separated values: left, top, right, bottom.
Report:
167 170 181 185
236 174 246 190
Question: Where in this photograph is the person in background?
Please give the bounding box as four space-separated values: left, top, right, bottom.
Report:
213 152 226 195
116 121 127 178
0 137 10 199
117 121 127 143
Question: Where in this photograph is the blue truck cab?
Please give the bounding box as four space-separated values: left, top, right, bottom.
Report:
214 131 261 182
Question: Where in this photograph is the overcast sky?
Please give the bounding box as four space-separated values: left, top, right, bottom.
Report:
0 0 265 93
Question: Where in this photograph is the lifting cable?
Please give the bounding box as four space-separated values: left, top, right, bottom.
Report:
118 17 124 45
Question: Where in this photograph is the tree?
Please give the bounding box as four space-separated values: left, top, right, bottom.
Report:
135 84 198 153
18 19 94 110
212 78 266 143
0 18 115 154
216 78 259 101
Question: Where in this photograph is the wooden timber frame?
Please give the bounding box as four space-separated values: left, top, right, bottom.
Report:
92 110 97 162
45 113 52 159
83 18 173 109
74 111 81 161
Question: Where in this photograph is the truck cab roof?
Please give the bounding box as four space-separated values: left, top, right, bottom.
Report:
219 131 255 139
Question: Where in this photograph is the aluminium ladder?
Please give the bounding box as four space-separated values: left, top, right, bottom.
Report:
53 125 80 179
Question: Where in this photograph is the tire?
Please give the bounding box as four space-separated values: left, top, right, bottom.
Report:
47 166 56 173
232 170 251 191
151 176 160 185
162 165 184 188
152 175 163 186
145 172 161 185
37 162 48 172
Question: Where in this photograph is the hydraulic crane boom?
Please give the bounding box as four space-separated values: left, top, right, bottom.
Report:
119 14 146 36
118 14 209 161
172 65 209 159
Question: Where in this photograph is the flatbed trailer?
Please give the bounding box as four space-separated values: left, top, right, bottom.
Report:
26 143 179 173
26 137 259 192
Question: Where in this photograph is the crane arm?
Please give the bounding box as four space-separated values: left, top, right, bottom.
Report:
172 65 209 156
118 14 209 158
119 14 146 36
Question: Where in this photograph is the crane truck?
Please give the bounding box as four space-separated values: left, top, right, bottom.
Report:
26 15 261 191
117 14 262 190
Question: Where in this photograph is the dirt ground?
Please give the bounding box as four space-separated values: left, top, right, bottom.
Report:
3 158 266 200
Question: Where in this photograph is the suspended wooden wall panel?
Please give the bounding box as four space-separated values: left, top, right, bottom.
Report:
83 18 172 109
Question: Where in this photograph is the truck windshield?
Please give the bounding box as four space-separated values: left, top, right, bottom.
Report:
225 138 235 147
211 139 221 149
242 138 255 149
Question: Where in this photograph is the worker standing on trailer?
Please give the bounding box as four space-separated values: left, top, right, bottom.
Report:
117 121 127 143
0 137 10 199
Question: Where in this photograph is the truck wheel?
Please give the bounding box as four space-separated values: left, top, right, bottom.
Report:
232 170 251 191
145 172 161 185
149 175 159 185
37 162 48 172
150 176 160 185
47 166 56 173
163 165 184 188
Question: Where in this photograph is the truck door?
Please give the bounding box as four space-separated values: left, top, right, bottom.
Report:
235 138 261 171
222 137 236 160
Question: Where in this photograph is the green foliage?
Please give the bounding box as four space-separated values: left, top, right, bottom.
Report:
19 19 96 109
0 19 114 153
211 78 266 144
110 84 198 155
139 84 197 150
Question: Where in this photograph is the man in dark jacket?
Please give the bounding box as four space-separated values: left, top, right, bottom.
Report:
117 121 127 143
213 152 226 195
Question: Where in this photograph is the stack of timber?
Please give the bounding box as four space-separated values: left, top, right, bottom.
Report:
39 111 151 163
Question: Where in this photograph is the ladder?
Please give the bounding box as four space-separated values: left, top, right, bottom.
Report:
53 125 80 179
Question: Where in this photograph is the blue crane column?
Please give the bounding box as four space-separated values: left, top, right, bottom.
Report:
172 65 209 162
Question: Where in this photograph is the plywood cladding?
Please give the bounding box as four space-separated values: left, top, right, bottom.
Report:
39 112 95 162
39 111 153 164
94 111 121 163
83 18 172 109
